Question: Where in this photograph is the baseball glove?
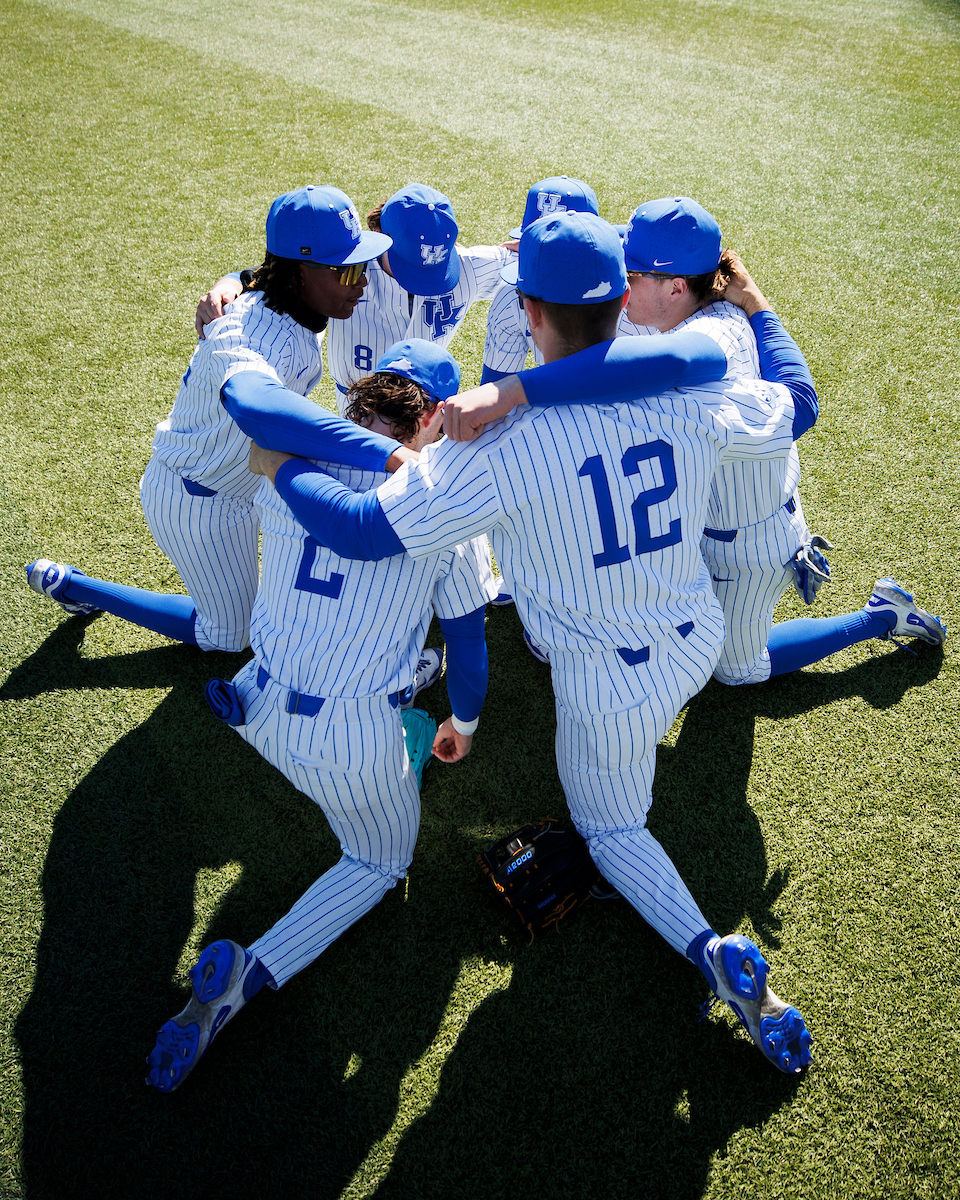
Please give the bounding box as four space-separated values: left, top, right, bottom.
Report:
401 707 437 788
478 819 602 942
790 534 834 605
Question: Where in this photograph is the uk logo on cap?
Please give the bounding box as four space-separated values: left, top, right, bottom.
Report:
339 207 362 238
537 192 565 217
420 244 449 266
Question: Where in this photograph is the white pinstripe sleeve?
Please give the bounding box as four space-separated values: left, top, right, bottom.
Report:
705 379 796 463
457 244 512 302
483 283 539 374
377 432 506 559
150 292 323 496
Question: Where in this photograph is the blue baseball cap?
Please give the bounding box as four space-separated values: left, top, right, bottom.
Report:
380 184 461 296
500 211 627 305
376 339 461 403
510 176 600 238
622 196 722 276
266 186 392 265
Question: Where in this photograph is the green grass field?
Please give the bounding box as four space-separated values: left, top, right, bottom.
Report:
2 0 959 1196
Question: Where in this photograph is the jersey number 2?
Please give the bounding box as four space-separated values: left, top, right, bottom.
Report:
295 537 344 599
578 440 681 568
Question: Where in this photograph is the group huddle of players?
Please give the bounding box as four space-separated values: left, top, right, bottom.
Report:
25 177 945 1093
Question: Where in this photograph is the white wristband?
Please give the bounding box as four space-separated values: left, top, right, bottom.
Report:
451 714 479 735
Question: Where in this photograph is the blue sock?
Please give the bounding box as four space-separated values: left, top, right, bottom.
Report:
61 571 199 645
767 610 895 677
243 955 276 999
685 929 719 985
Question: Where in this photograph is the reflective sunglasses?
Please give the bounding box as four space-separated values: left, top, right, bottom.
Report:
310 260 370 286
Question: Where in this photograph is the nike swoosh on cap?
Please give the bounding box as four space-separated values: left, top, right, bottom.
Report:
652 260 673 268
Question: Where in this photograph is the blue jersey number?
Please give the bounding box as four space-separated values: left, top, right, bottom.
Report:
579 440 682 568
354 344 373 372
294 537 344 599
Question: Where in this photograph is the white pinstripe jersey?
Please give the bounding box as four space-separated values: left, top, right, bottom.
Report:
376 382 795 653
251 464 496 698
482 270 650 375
326 245 510 389
150 291 324 498
621 300 802 529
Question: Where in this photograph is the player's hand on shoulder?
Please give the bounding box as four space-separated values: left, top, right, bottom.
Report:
442 377 527 443
196 276 245 339
432 717 473 763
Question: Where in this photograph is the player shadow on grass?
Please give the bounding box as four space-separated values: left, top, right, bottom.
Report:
11 614 943 1198
356 606 792 1200
10 617 494 1199
359 616 945 1200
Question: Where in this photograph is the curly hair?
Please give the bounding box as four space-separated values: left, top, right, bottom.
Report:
345 372 437 445
367 201 387 233
245 253 327 333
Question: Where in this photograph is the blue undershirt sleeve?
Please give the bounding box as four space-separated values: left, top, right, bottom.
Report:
516 331 727 407
272 459 405 561
221 373 402 470
480 364 515 385
749 310 819 439
437 606 487 723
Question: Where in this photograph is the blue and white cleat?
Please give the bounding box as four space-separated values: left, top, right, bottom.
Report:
146 939 259 1093
523 629 549 665
25 559 100 616
398 648 443 709
701 934 812 1075
865 578 946 647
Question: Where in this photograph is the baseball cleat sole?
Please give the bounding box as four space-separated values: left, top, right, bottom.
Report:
146 939 255 1094
702 934 813 1075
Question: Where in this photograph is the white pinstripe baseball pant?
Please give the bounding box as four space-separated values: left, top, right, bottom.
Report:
552 610 725 955
701 497 810 686
229 657 420 988
140 455 260 652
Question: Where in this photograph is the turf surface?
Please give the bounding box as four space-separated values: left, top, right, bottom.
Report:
2 0 959 1196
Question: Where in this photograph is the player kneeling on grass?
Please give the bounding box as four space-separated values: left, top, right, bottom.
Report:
221 213 816 1074
26 185 391 652
146 340 497 1094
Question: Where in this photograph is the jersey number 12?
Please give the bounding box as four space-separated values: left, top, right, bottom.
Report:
578 440 682 568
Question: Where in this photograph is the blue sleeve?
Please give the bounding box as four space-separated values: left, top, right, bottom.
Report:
480 364 515 385
437 606 487 722
273 460 405 561
221 373 402 470
516 331 728 407
749 310 819 440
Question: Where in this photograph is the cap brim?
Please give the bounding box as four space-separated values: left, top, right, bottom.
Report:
508 224 523 239
388 249 462 297
500 260 520 287
315 230 393 266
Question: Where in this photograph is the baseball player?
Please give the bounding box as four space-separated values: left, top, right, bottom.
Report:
26 186 394 653
198 183 511 415
146 340 498 1093
481 175 645 385
235 213 816 1074
444 198 947 665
